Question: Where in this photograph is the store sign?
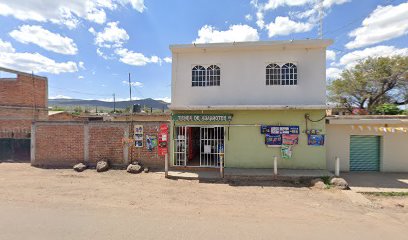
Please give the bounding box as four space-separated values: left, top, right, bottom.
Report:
158 124 168 156
172 114 233 122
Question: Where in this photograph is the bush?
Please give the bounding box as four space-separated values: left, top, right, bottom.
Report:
373 104 404 115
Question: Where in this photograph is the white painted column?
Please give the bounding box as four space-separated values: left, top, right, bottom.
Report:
335 156 340 177
274 156 278 175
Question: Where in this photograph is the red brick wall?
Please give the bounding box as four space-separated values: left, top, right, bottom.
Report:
0 73 48 139
0 74 47 108
32 121 169 169
34 124 84 167
89 124 126 165
129 122 166 167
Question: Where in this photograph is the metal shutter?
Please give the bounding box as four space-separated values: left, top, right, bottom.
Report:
350 136 380 171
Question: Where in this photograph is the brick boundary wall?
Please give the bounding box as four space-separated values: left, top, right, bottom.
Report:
31 121 169 169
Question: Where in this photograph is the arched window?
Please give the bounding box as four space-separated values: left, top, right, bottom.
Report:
192 65 206 87
207 65 220 86
281 63 297 85
266 64 280 85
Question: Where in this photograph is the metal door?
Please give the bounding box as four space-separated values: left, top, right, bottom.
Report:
350 135 380 171
200 126 224 167
174 126 188 166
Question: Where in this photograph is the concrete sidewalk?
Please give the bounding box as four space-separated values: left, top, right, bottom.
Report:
342 172 408 193
166 168 333 181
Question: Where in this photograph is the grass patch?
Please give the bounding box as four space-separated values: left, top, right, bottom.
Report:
320 176 331 185
363 192 408 197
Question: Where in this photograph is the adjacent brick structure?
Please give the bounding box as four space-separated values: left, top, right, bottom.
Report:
32 121 169 169
0 67 48 139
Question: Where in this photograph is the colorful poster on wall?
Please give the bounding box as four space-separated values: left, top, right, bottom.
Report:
134 125 143 134
279 126 290 134
308 134 325 146
265 134 282 146
135 139 143 147
289 126 300 134
281 145 293 159
282 134 299 145
146 135 157 151
270 126 280 134
158 124 168 156
260 125 270 134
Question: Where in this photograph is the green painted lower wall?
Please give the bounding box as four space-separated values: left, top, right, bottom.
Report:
171 109 326 169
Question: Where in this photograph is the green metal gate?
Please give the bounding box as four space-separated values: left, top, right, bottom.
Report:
350 136 380 171
0 139 31 162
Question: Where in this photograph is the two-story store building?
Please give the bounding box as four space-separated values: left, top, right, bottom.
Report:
169 39 332 169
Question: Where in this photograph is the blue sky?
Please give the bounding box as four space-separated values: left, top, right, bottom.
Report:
0 0 407 102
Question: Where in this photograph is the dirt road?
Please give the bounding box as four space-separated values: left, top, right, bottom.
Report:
0 163 407 240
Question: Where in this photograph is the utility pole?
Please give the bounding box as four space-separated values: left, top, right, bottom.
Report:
113 93 116 113
128 73 132 104
318 0 323 39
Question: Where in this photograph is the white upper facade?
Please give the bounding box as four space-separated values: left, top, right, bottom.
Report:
169 39 332 110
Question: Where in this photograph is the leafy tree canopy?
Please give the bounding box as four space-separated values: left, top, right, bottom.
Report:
328 56 408 114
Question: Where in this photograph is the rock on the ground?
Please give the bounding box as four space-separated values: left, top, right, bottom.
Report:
73 163 87 172
330 177 349 190
96 161 109 172
143 167 149 173
127 164 142 174
310 178 326 189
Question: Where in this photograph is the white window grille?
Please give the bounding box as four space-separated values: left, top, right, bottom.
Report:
281 63 297 85
266 63 298 86
266 63 281 85
207 65 220 86
192 65 206 87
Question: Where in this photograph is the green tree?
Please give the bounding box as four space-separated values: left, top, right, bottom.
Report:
373 104 404 115
328 56 408 114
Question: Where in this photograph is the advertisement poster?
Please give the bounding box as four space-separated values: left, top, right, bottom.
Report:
289 126 300 134
146 135 157 151
134 125 143 134
308 134 325 146
281 145 293 159
265 134 282 146
282 134 299 145
135 139 143 147
158 124 168 156
260 125 271 134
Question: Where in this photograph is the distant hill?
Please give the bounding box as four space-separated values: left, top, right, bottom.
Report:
49 98 169 110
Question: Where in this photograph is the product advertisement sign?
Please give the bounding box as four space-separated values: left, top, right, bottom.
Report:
134 125 144 148
158 124 168 156
265 134 282 146
261 125 299 134
307 134 325 146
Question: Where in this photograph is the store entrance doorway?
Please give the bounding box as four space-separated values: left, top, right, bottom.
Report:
174 126 225 167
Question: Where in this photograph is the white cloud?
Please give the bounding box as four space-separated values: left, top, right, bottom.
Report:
90 22 129 48
265 16 313 37
245 14 253 21
346 2 408 49
0 0 145 29
338 45 408 69
122 80 143 87
0 38 15 53
78 75 84 79
78 61 86 70
194 24 259 43
326 50 336 61
253 0 349 35
154 97 171 103
163 57 172 63
9 25 78 55
326 67 342 80
49 95 73 99
0 38 78 74
115 48 160 66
